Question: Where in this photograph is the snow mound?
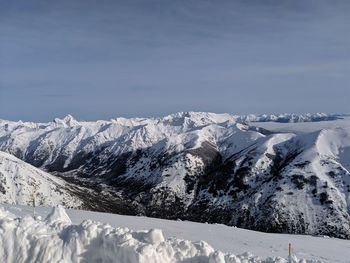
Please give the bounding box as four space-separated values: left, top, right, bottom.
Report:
45 205 72 224
0 206 15 219
136 228 165 244
0 206 317 263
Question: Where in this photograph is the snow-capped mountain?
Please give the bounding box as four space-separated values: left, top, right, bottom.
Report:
0 151 82 208
236 113 345 123
0 112 349 238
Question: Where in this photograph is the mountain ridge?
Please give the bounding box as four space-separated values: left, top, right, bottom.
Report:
1 111 347 126
0 112 349 238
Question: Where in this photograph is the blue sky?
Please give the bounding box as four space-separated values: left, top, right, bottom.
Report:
0 0 349 121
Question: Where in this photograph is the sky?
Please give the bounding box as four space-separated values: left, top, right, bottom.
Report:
0 0 349 121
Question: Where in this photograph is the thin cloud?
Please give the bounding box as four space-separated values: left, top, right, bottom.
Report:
0 0 349 121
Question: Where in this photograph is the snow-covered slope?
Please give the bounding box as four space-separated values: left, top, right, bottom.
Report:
0 204 338 263
0 151 82 208
0 112 349 238
251 116 350 134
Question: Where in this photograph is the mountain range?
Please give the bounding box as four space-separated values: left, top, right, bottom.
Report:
0 112 349 238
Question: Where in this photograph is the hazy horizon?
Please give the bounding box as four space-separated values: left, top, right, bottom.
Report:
1 0 349 122
1 111 349 123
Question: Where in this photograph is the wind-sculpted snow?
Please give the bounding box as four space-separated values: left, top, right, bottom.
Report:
0 206 315 263
0 112 349 238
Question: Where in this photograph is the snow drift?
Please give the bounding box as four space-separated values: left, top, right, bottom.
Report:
0 206 316 263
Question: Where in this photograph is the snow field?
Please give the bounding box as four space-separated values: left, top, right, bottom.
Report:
0 206 319 263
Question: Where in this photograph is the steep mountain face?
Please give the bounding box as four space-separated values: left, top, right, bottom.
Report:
187 128 350 238
0 151 82 208
0 112 349 238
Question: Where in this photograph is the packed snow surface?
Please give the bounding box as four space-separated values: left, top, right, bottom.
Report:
2 204 349 263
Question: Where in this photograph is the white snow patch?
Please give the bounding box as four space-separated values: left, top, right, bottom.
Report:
45 205 72 224
0 206 320 263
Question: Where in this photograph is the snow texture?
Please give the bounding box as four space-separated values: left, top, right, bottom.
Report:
0 151 82 208
0 206 321 263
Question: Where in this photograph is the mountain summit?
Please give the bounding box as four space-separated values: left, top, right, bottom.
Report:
0 112 349 238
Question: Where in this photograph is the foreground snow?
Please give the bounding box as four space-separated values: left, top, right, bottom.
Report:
2 205 348 263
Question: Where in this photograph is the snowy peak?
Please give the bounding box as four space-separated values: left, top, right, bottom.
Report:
0 112 349 238
237 112 345 123
53 114 78 127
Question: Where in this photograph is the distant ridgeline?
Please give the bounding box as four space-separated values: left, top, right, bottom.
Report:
236 113 346 123
0 112 349 239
